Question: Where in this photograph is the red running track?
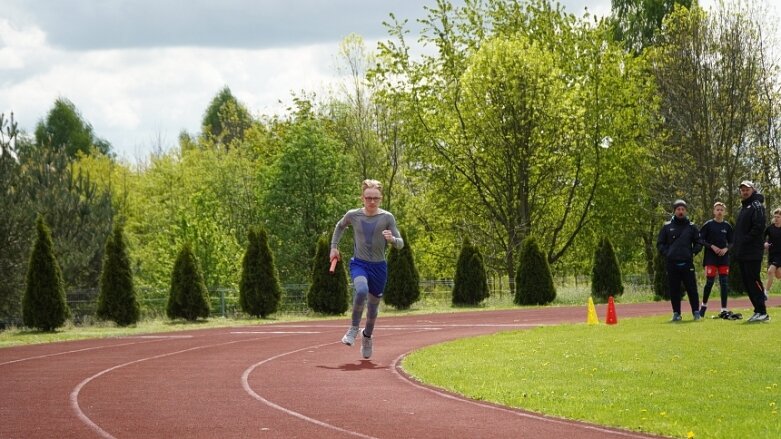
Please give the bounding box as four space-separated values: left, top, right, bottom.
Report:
4 299 759 439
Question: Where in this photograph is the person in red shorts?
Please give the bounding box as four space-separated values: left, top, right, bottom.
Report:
698 202 733 318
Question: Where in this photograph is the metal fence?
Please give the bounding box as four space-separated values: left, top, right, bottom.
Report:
60 275 652 322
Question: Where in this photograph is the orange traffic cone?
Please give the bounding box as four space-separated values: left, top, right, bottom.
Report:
606 296 618 325
587 296 599 325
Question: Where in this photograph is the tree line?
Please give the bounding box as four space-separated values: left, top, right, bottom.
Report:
1 0 779 325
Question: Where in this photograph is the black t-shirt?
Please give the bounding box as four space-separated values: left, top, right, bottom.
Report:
764 224 781 255
699 219 733 266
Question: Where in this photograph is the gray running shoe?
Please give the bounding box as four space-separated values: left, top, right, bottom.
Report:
342 326 359 346
361 331 373 359
671 312 682 322
753 314 770 322
747 313 760 322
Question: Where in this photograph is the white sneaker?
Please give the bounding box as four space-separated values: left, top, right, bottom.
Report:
361 331 373 359
342 326 359 346
747 313 760 322
754 314 770 322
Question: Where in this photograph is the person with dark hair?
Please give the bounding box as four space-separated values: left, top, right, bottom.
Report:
698 202 733 318
657 199 703 321
732 181 769 323
763 207 781 299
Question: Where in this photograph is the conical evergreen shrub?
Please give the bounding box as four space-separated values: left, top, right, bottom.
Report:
653 251 669 301
239 226 283 318
307 235 350 315
22 215 70 331
591 237 624 303
97 223 139 326
167 242 210 321
452 238 489 306
384 229 420 310
514 236 556 305
727 258 745 297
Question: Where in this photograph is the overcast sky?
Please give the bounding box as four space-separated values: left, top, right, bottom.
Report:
0 0 744 162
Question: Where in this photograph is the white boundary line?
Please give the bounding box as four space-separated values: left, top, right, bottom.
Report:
240 341 379 439
390 352 655 439
0 339 166 367
70 336 274 439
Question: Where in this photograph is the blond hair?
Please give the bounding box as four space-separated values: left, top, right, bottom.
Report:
361 179 383 194
713 201 726 209
773 208 781 216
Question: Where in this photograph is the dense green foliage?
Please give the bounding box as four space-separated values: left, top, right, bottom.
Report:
262 116 356 283
22 215 70 331
201 87 254 148
239 227 283 318
167 243 210 321
514 237 556 306
97 223 140 326
383 229 420 310
451 238 489 306
307 235 350 315
33 97 110 157
591 237 624 302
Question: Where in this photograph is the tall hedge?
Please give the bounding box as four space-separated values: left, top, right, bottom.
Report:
727 257 745 296
384 229 420 310
307 235 350 315
591 237 624 302
97 223 140 326
239 226 283 318
452 238 489 306
22 215 70 331
514 236 556 306
653 250 669 301
167 242 210 321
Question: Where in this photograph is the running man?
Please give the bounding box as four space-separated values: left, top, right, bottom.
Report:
698 202 733 318
331 179 404 359
763 208 781 298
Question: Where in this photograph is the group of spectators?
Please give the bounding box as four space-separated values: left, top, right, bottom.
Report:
657 180 778 323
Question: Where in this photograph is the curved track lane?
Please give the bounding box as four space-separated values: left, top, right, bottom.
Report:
4 300 760 438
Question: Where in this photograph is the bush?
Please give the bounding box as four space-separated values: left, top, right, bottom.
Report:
591 237 624 303
97 223 140 326
514 236 556 306
451 238 489 306
384 229 420 310
653 251 669 301
727 257 746 296
307 235 350 314
167 243 210 321
239 226 283 318
22 215 70 331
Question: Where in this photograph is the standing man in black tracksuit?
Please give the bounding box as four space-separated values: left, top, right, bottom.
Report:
733 180 770 322
657 199 703 321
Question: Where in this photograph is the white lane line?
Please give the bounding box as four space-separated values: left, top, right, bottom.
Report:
0 339 167 367
231 331 321 334
390 352 653 439
241 341 379 439
123 335 194 339
70 336 272 439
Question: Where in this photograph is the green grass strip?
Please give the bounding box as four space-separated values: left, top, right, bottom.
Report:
403 308 780 439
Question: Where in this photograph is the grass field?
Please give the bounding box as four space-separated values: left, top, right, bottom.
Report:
402 306 780 439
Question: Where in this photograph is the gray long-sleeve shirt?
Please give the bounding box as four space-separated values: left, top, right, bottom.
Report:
331 208 404 262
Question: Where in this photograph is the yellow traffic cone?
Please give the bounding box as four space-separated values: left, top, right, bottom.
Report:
587 296 600 325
